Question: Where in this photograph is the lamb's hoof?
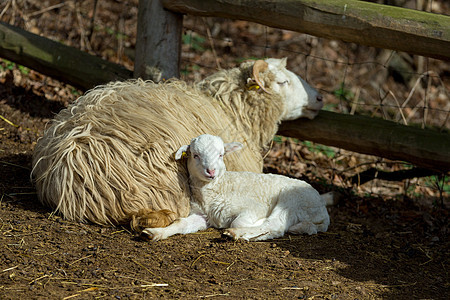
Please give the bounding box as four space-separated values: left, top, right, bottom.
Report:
222 229 238 240
140 231 153 241
141 228 164 241
141 228 155 240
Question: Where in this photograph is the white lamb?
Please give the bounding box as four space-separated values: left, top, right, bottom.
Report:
142 134 330 241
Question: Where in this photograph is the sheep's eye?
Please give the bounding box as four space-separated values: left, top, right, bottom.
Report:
219 154 224 158
193 154 199 159
278 80 289 85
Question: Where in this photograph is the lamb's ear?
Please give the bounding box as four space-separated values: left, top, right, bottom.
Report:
175 145 189 160
224 142 243 155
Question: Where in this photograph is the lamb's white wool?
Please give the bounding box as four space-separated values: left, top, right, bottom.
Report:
32 58 324 228
143 134 330 241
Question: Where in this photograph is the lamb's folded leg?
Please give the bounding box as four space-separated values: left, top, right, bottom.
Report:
142 214 207 241
229 210 266 228
288 221 318 235
224 207 290 241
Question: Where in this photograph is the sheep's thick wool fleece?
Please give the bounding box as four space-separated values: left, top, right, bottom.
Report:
192 172 328 229
32 79 283 225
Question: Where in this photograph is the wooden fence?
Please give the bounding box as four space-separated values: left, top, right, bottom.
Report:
0 0 449 171
139 0 450 80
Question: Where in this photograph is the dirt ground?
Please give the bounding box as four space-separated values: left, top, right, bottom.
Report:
1 1 449 299
0 128 448 299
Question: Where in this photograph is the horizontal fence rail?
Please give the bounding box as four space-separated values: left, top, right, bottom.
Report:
278 111 450 172
0 21 132 90
163 0 450 61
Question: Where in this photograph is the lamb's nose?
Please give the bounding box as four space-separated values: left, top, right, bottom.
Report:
207 169 215 177
316 95 323 102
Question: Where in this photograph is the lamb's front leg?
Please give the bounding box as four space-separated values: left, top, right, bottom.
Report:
142 214 207 241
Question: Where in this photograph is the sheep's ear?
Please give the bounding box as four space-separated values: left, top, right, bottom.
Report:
175 145 189 160
224 142 243 155
280 57 288 68
248 60 271 94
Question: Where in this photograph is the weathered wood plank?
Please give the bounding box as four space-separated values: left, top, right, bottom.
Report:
0 21 132 90
163 0 450 61
134 0 183 80
278 111 450 172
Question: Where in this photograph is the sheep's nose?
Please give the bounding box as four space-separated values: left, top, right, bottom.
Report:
207 169 215 177
316 95 323 102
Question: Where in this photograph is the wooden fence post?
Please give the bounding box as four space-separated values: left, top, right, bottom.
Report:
134 0 183 81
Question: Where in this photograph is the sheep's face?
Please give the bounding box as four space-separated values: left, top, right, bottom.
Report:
175 134 243 183
265 58 323 120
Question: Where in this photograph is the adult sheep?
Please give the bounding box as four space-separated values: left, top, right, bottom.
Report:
31 58 323 230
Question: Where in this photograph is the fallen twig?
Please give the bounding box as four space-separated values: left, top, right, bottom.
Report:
29 274 50 285
2 265 19 272
190 254 207 268
68 254 93 266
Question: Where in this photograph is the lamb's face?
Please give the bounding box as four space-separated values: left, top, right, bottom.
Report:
188 135 227 182
175 134 244 183
266 58 323 120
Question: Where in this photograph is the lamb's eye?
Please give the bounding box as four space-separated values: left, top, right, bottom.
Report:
278 80 289 85
219 154 224 158
193 154 199 159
